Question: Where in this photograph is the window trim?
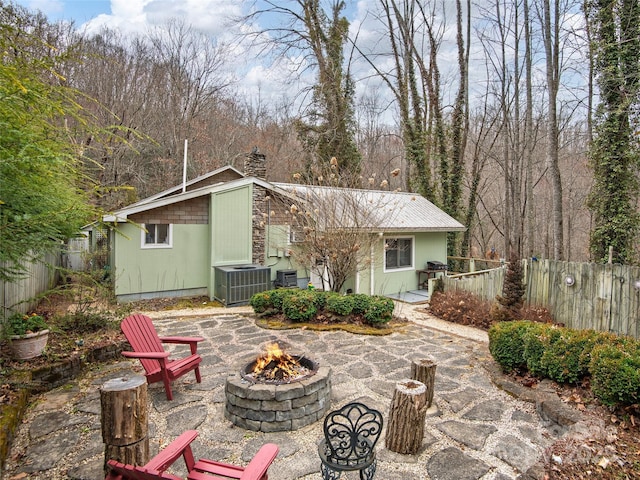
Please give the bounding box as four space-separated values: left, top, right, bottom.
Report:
141 223 173 249
383 235 414 272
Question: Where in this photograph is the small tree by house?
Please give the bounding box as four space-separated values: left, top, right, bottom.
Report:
277 158 402 292
491 252 525 323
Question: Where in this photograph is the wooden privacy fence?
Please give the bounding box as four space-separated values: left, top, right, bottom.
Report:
442 259 640 339
443 267 506 303
1 251 60 319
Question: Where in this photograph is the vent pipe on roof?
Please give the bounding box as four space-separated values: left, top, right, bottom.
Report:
182 139 188 193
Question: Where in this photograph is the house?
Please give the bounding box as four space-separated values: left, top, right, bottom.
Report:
100 153 465 304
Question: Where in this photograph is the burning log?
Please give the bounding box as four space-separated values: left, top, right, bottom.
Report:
244 343 316 384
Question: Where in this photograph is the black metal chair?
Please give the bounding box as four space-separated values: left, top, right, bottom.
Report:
318 402 384 480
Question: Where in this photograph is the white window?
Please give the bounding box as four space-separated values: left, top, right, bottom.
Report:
142 223 172 248
384 237 413 271
290 226 305 243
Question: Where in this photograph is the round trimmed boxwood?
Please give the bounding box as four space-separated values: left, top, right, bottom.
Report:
589 337 640 406
270 288 297 312
363 296 394 325
350 294 370 314
282 290 317 322
540 328 600 384
489 320 540 372
326 294 355 316
249 291 273 314
314 290 338 311
522 323 560 377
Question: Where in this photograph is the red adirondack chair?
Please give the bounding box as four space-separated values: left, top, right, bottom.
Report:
121 313 204 400
105 430 279 480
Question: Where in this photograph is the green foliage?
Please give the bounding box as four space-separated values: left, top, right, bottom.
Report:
294 1 361 177
4 312 48 337
488 320 539 372
586 0 640 263
489 320 640 407
363 296 394 325
314 291 338 311
269 289 296 311
539 329 600 384
249 291 273 314
0 3 99 281
326 294 354 316
590 340 640 406
350 293 370 315
282 291 317 322
522 323 558 376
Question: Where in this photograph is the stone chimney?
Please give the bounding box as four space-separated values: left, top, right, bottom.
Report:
246 148 267 264
244 147 266 180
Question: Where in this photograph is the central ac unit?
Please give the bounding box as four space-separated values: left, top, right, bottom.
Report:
214 265 271 306
275 269 298 287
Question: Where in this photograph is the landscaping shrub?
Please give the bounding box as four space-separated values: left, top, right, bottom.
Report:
491 254 525 323
363 296 394 325
350 294 370 315
315 291 338 311
429 290 493 329
282 291 317 322
488 320 540 372
249 291 273 314
522 323 561 377
589 337 640 406
270 288 296 312
326 294 355 316
539 328 600 384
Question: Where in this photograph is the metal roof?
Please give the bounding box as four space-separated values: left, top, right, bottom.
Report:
272 183 465 232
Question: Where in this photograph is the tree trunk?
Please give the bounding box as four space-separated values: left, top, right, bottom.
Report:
410 358 437 408
101 375 149 474
385 379 428 454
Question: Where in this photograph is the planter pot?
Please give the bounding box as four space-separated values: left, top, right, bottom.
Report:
9 330 49 360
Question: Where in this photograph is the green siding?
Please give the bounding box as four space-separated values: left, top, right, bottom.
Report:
113 223 210 297
265 224 306 286
260 229 449 295
211 186 252 265
368 232 447 295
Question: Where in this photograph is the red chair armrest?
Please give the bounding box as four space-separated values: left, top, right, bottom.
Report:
145 430 199 472
239 443 279 480
159 336 204 344
122 351 170 360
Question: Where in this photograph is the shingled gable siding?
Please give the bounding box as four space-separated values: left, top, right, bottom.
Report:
186 169 243 191
129 196 209 225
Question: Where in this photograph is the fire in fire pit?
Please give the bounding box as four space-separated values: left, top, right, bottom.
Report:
226 342 331 431
242 343 317 384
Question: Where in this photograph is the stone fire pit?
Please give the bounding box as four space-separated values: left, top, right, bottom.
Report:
224 348 332 432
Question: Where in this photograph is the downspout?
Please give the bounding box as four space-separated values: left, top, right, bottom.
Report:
370 241 375 295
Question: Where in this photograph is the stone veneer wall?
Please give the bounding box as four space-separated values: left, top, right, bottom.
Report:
244 152 267 264
224 366 331 432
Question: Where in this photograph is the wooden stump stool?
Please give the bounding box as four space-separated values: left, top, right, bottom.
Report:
385 379 428 454
410 357 437 408
101 375 149 475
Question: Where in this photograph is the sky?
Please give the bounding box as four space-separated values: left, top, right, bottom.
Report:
10 0 590 125
12 0 380 118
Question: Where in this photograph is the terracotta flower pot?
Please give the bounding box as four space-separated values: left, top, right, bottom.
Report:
9 329 49 360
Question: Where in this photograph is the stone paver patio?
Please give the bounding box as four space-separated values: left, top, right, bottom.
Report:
4 307 562 479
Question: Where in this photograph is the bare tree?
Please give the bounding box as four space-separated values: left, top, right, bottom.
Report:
276 160 402 292
239 1 361 179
